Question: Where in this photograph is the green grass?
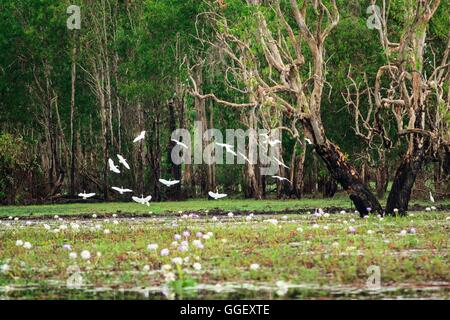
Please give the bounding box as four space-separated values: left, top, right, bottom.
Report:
0 209 448 299
0 196 447 218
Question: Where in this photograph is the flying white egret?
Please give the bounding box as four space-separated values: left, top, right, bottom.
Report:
216 142 237 156
273 156 289 169
159 179 180 187
117 154 130 170
238 151 250 164
111 186 133 194
208 191 228 200
78 191 95 200
133 131 146 143
272 175 291 183
171 138 189 149
108 158 120 173
259 133 281 147
132 195 152 206
429 192 435 203
305 138 313 145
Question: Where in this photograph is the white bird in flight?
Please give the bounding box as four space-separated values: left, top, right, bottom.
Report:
78 191 96 200
272 175 291 183
208 191 228 200
132 195 152 206
238 151 250 164
159 179 180 187
133 131 146 143
305 138 313 145
273 156 289 169
429 192 435 203
111 186 133 194
216 142 237 156
171 138 189 149
117 154 130 170
108 158 121 174
259 133 281 147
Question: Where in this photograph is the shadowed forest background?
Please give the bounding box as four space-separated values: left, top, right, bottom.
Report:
0 0 448 211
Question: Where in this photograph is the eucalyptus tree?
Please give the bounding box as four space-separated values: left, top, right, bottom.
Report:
191 0 383 215
345 0 448 213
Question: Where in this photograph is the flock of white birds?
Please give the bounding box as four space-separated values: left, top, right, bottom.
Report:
77 131 308 204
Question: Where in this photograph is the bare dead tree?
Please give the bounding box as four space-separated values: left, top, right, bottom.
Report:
345 0 448 214
189 0 382 215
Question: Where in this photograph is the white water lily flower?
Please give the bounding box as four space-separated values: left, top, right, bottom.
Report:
71 223 80 230
60 224 68 230
182 231 190 238
431 206 437 211
63 244 72 251
112 214 117 218
81 250 91 260
193 263 202 271
69 252 77 259
160 248 170 256
202 234 211 240
164 272 176 282
53 228 60 234
425 207 431 212
332 242 339 247
43 224 51 230
103 229 111 235
296 227 303 232
350 218 355 223
348 226 356 233
15 240 24 247
323 225 329 230
367 230 374 235
174 234 181 241
228 212 234 218
250 263 260 271
393 208 399 213
246 216 253 221
8 216 12 220
143 265 150 272
192 240 204 249
282 215 288 220
399 230 407 236
312 224 319 229
147 243 158 251
170 241 178 247
172 257 183 265
14 217 19 221
92 214 97 218
113 220 119 225
161 264 172 272
23 242 32 249
343 220 348 224
1 264 10 273
340 210 346 214
54 215 59 219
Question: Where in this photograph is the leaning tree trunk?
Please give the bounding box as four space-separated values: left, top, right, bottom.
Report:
386 146 426 215
314 140 382 216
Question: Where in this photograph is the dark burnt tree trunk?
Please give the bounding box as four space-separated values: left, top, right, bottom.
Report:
386 145 426 214
314 140 382 216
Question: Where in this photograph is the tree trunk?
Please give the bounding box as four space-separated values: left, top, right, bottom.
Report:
314 140 382 216
167 100 182 200
386 147 426 214
70 43 78 197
